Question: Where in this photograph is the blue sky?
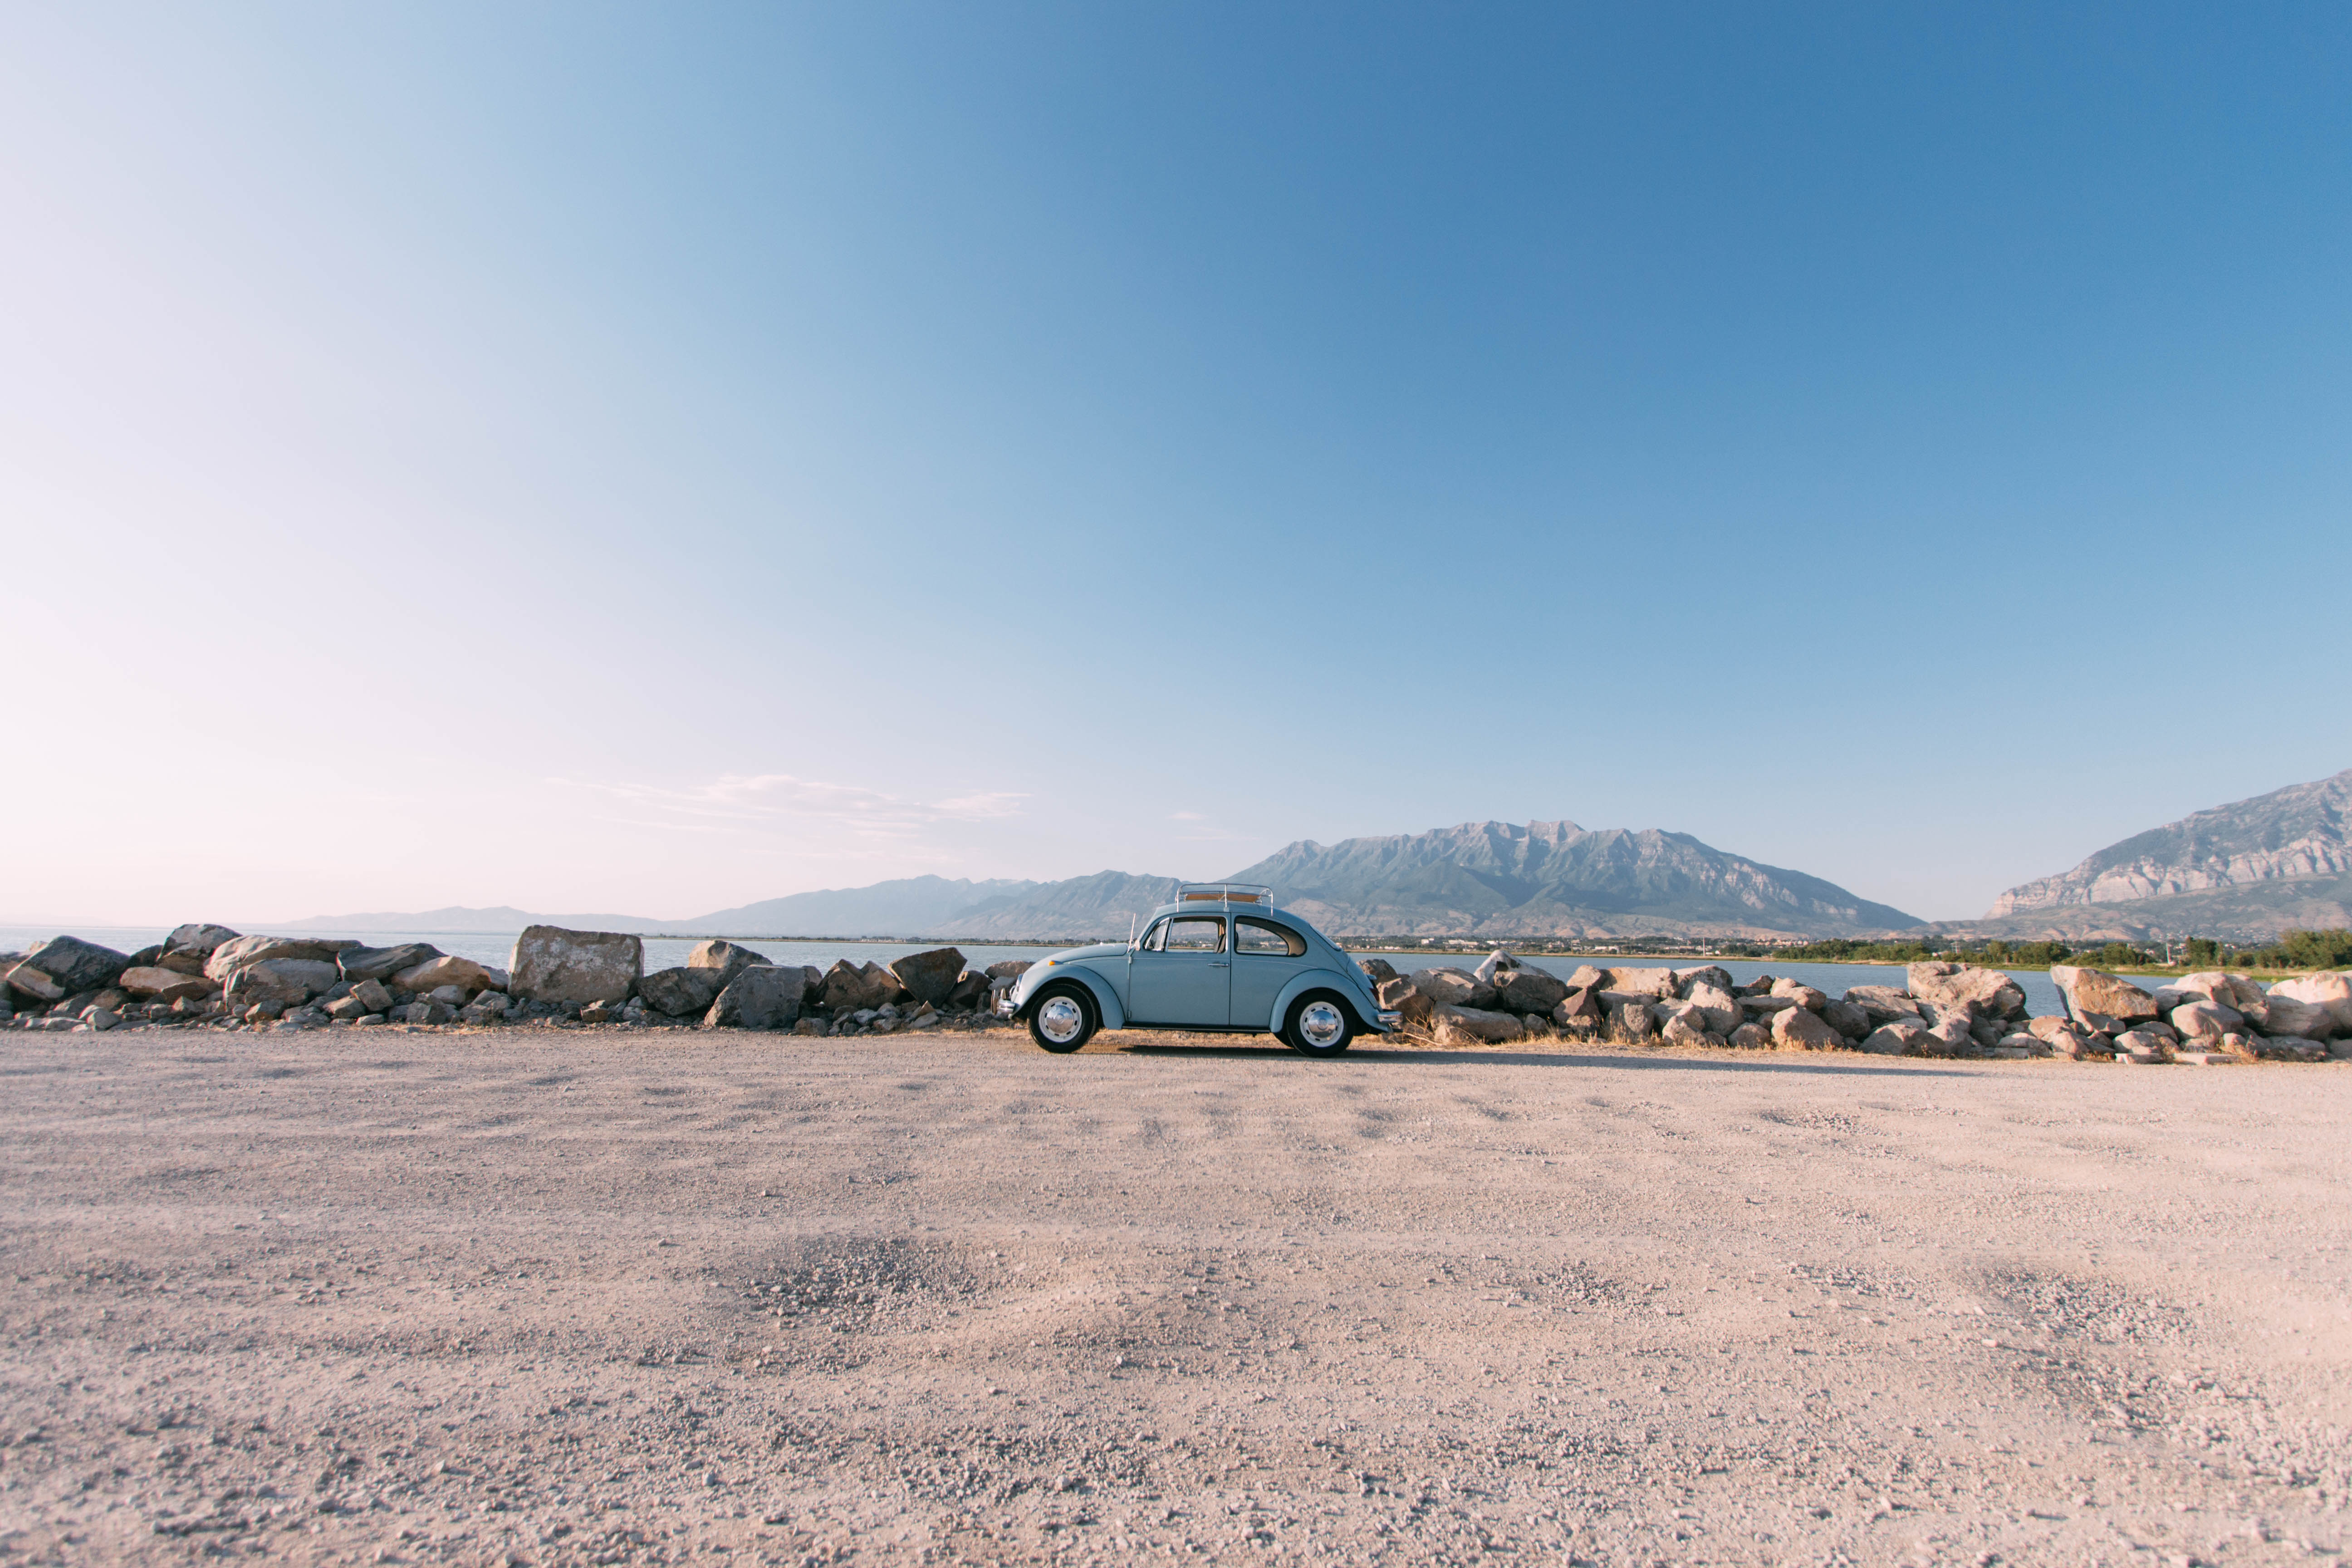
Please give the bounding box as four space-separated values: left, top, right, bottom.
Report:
3 3 2347 925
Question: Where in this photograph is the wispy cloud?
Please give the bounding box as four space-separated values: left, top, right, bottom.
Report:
1171 810 1206 821
555 772 1026 842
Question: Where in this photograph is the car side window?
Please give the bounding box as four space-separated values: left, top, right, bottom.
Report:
1235 919 1306 956
1140 917 1170 952
1162 917 1225 953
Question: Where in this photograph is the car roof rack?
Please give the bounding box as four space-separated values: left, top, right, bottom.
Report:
1173 882 1274 906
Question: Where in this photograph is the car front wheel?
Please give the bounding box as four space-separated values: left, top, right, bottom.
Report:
1285 992 1354 1057
1028 984 1097 1054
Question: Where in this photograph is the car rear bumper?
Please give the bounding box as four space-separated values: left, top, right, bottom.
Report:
1376 1010 1402 1031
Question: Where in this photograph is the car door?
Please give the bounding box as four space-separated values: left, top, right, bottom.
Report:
1230 915 1309 1028
1126 914 1230 1026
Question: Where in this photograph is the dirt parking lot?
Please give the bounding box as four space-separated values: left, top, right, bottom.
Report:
1 1025 2347 1567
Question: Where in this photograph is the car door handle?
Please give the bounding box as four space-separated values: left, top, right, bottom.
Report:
1210 960 1230 968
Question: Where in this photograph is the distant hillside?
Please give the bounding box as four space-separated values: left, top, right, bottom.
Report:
275 905 671 934
1966 768 2352 943
686 876 1041 936
932 872 1182 940
1223 820 1921 938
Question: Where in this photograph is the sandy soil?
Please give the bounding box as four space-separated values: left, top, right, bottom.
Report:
1 1024 2347 1567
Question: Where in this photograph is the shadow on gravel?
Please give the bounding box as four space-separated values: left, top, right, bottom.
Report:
1115 1039 1977 1077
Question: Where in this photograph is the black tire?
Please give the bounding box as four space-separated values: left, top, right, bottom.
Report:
1284 991 1355 1057
1027 984 1098 1054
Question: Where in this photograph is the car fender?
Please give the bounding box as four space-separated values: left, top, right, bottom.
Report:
1021 964 1128 1031
1269 968 1378 1034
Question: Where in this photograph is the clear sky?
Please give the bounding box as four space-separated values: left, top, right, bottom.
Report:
4 3 2347 927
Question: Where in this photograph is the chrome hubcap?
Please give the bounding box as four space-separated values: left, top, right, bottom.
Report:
1298 1000 1346 1048
1038 996 1085 1044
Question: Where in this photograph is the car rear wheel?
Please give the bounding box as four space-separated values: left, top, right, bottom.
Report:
1285 992 1354 1057
1028 984 1097 1054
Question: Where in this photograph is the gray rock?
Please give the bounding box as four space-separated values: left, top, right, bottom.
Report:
2112 1028 2173 1063
325 995 371 1022
2049 965 2159 1024
1410 967 1496 1009
1562 965 1609 991
1906 961 2027 1019
337 942 444 984
1602 967 1681 999
1674 966 1735 997
639 966 727 1018
986 960 1035 980
2172 970 2269 1014
705 966 805 1030
1682 981 1740 1037
1769 978 1828 1011
20 936 132 995
1843 985 1922 1024
165 923 242 957
890 947 968 1008
821 960 889 1015
203 936 351 982
1771 1006 1841 1050
83 1006 122 1032
1494 968 1570 1016
946 970 990 1011
1728 1022 1773 1049
686 940 764 992
223 958 341 1007
390 956 502 997
117 966 215 1003
154 949 211 977
404 999 456 1026
2169 1000 2242 1040
1613 1001 1657 1041
426 985 467 1007
1860 1019 1930 1055
1919 1017 1977 1058
1550 987 1600 1031
350 978 394 1014
1658 1011 1712 1047
509 925 642 1006
1821 998 1872 1039
1358 957 1399 984
460 992 511 1025
1434 1004 1525 1044
2257 994 2338 1040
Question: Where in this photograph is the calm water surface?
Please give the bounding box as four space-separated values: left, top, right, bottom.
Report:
4 924 2114 1018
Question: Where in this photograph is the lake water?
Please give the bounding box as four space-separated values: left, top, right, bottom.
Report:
3 923 2113 1018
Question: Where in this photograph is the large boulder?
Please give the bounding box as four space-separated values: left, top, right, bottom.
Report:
508 925 643 1006
391 956 503 997
2256 993 2338 1041
165 923 241 957
706 966 805 1030
1919 1016 1978 1058
2170 971 2269 1014
1821 998 1872 1039
1906 961 2026 1020
1561 965 1609 991
985 960 1035 980
2170 1000 2243 1040
1675 966 1735 996
2049 965 2158 1027
821 960 907 1014
1728 1022 1773 1049
117 966 216 1003
206 936 347 983
1843 985 1921 1024
1771 1006 1842 1050
2268 972 2352 1033
1380 978 1435 1030
336 942 444 983
1769 978 1828 1011
1602 967 1680 999
1410 968 1496 1009
224 958 341 1007
1613 1000 1657 1041
1551 986 1600 1030
20 936 132 995
1861 1019 1926 1056
1358 957 1399 984
889 947 968 1008
640 966 728 1017
1682 981 1741 1038
687 939 765 992
4 960 64 1004
1494 967 1570 1016
1434 1004 1525 1044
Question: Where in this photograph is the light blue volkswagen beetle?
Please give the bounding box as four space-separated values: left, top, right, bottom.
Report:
995 884 1401 1056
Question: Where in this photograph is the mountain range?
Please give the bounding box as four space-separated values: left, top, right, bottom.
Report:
1945 768 2352 944
278 819 1923 940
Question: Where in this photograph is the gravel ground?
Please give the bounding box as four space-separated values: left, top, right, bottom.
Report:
1 1024 2347 1567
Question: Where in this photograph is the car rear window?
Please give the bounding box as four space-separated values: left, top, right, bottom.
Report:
1235 919 1306 956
